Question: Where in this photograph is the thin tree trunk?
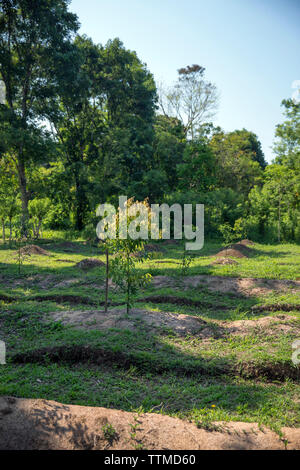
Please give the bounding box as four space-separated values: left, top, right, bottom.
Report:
2 219 5 244
105 248 109 313
9 219 12 243
17 156 29 235
278 201 281 243
126 250 130 315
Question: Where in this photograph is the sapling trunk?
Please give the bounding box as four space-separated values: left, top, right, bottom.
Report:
2 219 5 244
105 248 109 313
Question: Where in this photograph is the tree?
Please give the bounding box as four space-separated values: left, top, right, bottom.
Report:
152 115 186 193
248 165 299 242
28 197 51 238
0 156 20 242
209 129 264 196
274 99 300 171
159 65 218 139
0 0 79 232
177 138 216 192
49 36 157 230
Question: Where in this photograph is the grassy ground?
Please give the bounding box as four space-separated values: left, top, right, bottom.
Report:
0 235 299 435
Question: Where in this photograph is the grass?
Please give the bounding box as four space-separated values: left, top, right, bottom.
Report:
0 236 299 433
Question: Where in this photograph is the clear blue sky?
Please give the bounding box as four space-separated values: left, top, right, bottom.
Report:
70 0 300 162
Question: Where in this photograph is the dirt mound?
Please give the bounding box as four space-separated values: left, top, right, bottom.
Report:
216 248 246 258
19 245 50 256
211 257 238 265
222 315 299 336
1 397 299 450
75 258 105 270
239 239 254 246
47 307 209 337
151 275 300 296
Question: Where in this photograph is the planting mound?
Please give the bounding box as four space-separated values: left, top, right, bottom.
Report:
19 245 50 256
214 242 254 259
151 275 300 296
75 258 105 270
0 397 299 450
239 239 254 246
47 307 209 336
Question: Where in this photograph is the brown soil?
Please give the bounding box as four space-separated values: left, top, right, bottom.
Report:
215 248 246 258
221 314 299 337
239 239 255 246
211 257 238 265
215 242 254 259
1 397 299 450
75 258 105 270
19 245 50 256
151 275 300 296
47 307 208 337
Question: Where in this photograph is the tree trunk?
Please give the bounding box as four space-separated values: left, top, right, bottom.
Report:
278 201 281 243
17 156 29 235
74 172 88 231
2 219 5 244
9 218 12 243
105 248 109 313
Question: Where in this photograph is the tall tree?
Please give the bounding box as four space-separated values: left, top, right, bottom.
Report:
273 99 300 171
0 0 79 232
159 64 218 139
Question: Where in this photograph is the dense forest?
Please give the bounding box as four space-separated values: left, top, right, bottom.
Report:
0 0 299 244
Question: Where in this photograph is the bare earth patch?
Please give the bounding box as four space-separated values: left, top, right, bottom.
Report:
221 314 299 336
48 307 208 336
47 308 299 339
152 275 300 296
75 258 105 270
0 397 299 450
214 242 254 259
19 245 51 256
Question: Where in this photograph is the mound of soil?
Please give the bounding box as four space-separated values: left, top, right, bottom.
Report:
211 257 238 265
1 397 299 450
216 248 246 258
75 258 105 270
19 245 50 256
215 242 253 259
150 275 300 297
239 239 254 246
47 307 209 337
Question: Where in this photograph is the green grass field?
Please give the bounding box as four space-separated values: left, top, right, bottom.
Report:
0 236 299 435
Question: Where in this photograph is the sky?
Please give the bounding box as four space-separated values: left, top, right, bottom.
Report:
70 0 300 162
